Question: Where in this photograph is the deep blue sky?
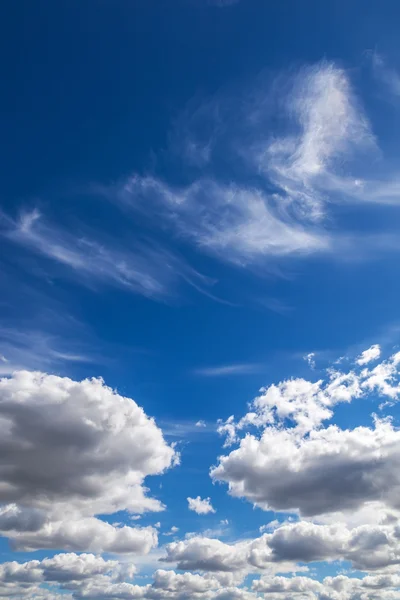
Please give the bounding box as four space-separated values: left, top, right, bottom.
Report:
2 1 400 597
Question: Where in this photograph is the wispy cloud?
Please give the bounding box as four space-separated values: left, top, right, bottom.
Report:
260 62 375 219
111 61 400 273
120 176 329 265
0 322 95 375
160 419 215 438
194 362 261 377
370 51 400 98
2 208 212 301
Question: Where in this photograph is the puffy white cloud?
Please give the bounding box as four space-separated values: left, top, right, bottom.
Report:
212 417 400 517
187 496 216 515
4 550 400 600
0 371 178 552
163 518 400 573
0 552 132 599
217 361 378 445
6 515 157 554
213 348 400 517
253 573 400 599
162 533 307 575
356 344 381 365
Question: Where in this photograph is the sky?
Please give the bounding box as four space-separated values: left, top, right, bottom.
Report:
2 0 400 598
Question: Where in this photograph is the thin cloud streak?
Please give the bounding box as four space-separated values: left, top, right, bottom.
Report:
1 208 213 302
194 363 261 377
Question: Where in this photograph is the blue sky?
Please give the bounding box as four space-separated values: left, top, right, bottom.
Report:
2 1 400 599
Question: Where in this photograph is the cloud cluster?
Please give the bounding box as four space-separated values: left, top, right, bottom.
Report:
3 549 400 599
163 516 400 573
3 348 400 598
212 346 400 517
0 370 178 552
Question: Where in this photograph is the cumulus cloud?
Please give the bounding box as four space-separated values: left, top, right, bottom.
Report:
356 344 381 365
213 417 400 516
187 496 216 515
0 552 134 599
163 518 400 573
0 370 178 552
213 348 400 517
4 545 400 599
7 515 158 554
253 572 400 599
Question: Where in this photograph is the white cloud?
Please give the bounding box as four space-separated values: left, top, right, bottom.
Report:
0 325 94 375
213 415 400 518
4 539 400 599
196 420 207 427
213 348 400 516
304 352 316 369
163 525 179 537
187 496 216 515
253 572 400 599
162 532 307 575
264 63 373 200
0 552 135 599
218 347 400 444
356 343 382 365
122 176 328 265
163 518 400 573
0 370 178 552
3 208 210 301
194 363 260 377
113 61 400 273
259 520 281 533
7 516 158 554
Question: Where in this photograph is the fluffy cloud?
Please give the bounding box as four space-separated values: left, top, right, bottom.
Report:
0 371 178 552
5 514 157 554
163 518 400 573
0 552 133 599
4 549 400 599
212 417 400 516
253 573 400 599
213 348 400 517
187 496 216 515
356 344 381 365
162 532 309 576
